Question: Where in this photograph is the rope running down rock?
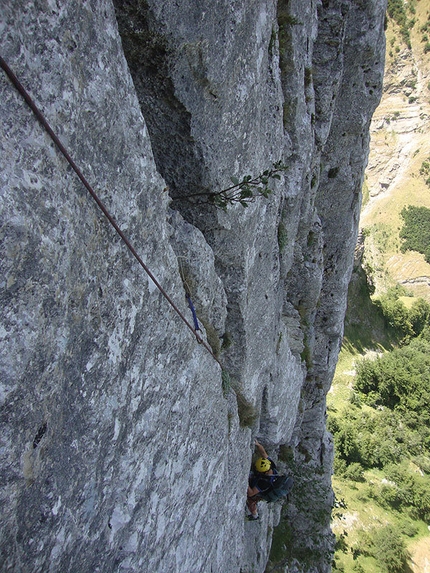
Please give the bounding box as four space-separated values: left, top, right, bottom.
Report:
0 55 222 368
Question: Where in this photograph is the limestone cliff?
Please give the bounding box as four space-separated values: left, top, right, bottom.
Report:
0 1 386 572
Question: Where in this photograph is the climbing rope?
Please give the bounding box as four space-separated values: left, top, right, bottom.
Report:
177 256 203 343
0 56 222 367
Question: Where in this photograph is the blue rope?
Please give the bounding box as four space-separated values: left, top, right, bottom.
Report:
186 293 200 332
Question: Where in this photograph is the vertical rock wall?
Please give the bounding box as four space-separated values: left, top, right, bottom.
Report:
0 1 386 572
277 1 387 570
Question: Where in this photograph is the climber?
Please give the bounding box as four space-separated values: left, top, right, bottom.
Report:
246 439 276 520
246 439 293 521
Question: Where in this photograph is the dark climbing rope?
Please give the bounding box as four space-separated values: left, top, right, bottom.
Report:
186 293 202 339
0 56 222 367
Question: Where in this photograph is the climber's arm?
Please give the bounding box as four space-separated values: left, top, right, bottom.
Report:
255 439 268 459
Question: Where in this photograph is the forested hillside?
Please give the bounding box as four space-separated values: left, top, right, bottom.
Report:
330 1 430 572
330 287 430 572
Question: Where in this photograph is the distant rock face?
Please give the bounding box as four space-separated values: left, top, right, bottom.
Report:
0 1 385 572
360 9 430 300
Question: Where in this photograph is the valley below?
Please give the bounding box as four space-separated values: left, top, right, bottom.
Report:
330 3 430 572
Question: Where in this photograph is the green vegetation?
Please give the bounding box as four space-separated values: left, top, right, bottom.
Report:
330 276 430 572
185 161 288 210
419 12 430 48
221 369 231 395
277 219 288 253
374 284 430 343
331 3 430 569
372 526 410 573
419 156 430 187
331 332 430 483
332 287 430 475
387 0 416 48
400 205 430 263
385 0 430 56
235 387 259 428
371 221 395 251
211 162 287 210
335 524 411 573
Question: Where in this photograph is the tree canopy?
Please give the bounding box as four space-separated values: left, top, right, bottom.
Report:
400 205 430 263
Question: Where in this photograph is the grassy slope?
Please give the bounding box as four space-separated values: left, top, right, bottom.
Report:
330 4 430 571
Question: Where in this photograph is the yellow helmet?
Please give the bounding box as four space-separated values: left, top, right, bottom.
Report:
255 458 271 473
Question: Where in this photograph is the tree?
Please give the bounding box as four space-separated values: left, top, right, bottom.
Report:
400 205 430 263
355 337 430 417
374 286 414 342
372 526 410 573
409 298 430 336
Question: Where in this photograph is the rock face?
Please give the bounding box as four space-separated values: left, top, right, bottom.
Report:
0 1 385 572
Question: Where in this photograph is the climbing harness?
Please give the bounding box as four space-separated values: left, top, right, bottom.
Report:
0 56 221 367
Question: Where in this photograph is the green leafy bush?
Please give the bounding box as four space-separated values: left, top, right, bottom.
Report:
409 298 430 334
400 205 430 263
372 526 410 573
374 288 414 343
376 287 430 342
342 462 364 482
419 157 430 186
384 463 430 520
182 162 288 209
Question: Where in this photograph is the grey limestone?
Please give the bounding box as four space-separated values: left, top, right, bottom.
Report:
0 0 386 571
